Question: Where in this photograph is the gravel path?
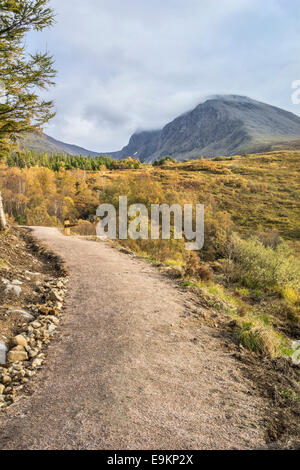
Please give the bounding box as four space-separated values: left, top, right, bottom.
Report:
0 227 269 450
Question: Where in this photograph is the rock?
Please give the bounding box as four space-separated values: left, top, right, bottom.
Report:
13 335 28 348
38 305 53 315
7 350 28 363
12 280 23 286
26 370 35 377
11 345 25 352
28 338 36 348
46 316 60 326
0 341 8 364
5 284 22 297
13 370 26 380
31 321 41 329
50 290 63 302
0 384 5 394
31 358 43 368
1 375 12 385
48 324 57 335
28 349 38 358
0 395 5 403
6 310 34 321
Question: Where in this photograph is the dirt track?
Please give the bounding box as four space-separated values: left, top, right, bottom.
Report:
0 227 270 450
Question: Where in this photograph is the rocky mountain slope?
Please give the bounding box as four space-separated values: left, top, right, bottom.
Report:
110 95 300 161
21 95 300 161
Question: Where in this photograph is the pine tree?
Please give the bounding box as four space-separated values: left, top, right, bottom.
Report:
0 0 56 157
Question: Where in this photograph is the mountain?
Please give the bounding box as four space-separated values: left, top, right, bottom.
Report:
19 133 100 157
20 95 300 161
108 95 300 162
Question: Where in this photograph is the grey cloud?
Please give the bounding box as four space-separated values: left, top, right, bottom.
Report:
27 0 300 151
83 103 128 127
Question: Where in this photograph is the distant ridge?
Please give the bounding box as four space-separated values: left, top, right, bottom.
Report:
19 133 100 157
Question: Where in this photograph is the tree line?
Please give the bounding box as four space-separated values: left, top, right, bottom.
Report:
5 151 142 171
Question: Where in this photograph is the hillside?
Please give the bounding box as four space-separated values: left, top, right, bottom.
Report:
18 133 100 158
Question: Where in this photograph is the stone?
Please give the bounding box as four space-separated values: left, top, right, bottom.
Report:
1 375 12 384
5 284 22 297
13 370 26 380
31 358 43 368
0 341 8 364
6 310 34 321
48 324 57 335
28 338 36 348
26 370 35 377
13 335 28 348
50 290 63 302
28 349 38 358
7 350 28 363
11 345 25 352
38 305 52 315
47 316 60 326
0 384 5 394
31 321 41 329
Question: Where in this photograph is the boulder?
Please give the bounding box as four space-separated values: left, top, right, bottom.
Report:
13 335 28 348
7 350 28 363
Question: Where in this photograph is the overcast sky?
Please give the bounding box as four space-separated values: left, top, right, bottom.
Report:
27 0 300 152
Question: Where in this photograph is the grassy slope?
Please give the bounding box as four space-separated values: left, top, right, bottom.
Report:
103 151 300 241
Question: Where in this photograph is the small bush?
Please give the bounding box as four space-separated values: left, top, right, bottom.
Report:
235 320 282 357
227 234 300 292
72 220 96 236
280 286 299 305
184 252 213 282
